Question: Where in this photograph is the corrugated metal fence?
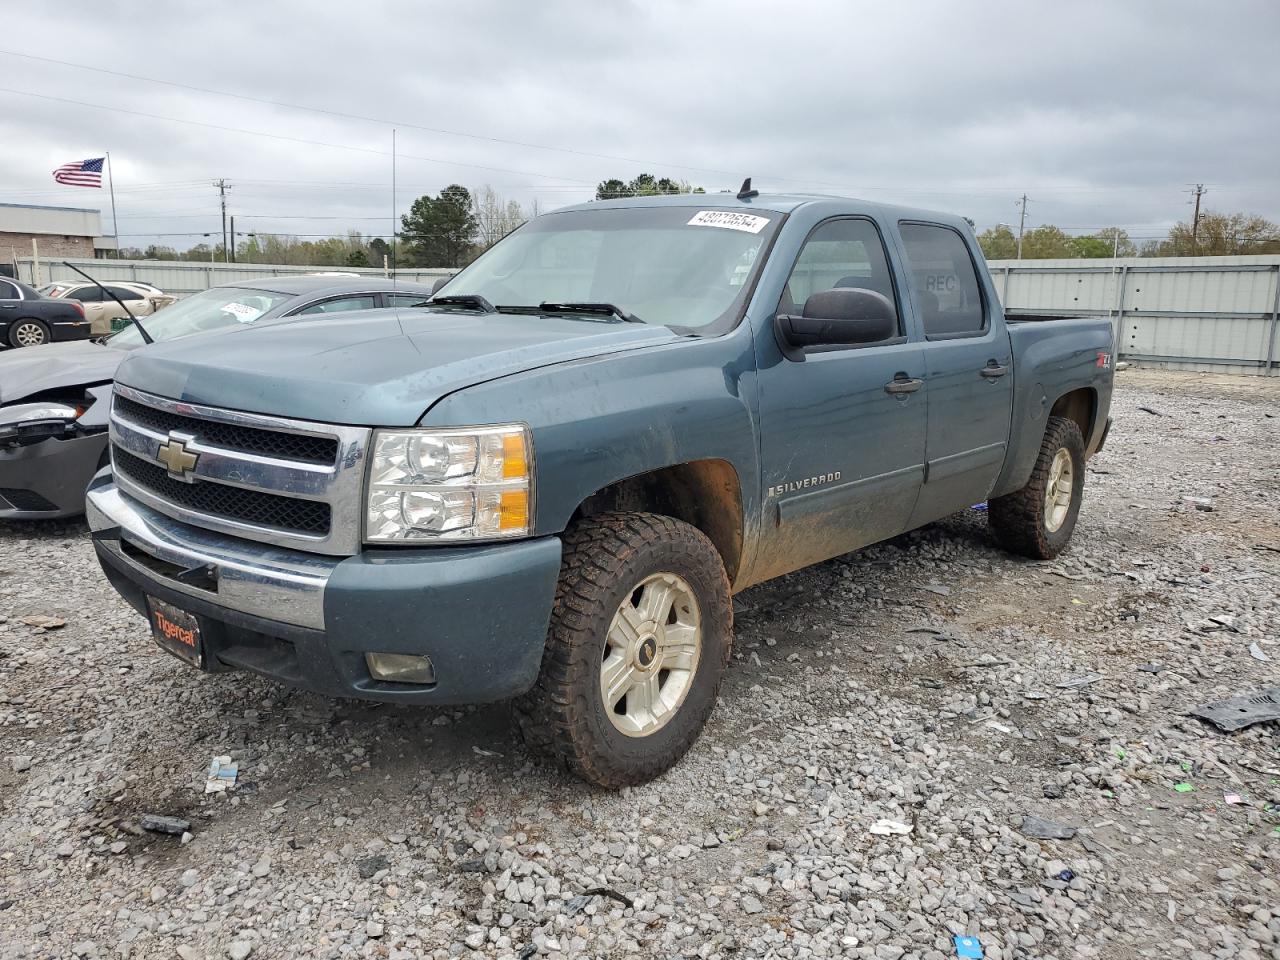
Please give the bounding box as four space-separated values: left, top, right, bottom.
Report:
13 256 453 297
988 255 1280 375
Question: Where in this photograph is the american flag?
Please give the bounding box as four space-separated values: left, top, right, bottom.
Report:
52 157 104 187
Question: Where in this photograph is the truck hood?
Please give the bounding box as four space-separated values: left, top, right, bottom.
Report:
0 340 125 405
115 307 682 426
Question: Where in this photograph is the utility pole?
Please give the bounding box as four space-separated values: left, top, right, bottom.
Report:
1015 194 1029 260
229 215 236 264
213 179 230 264
1189 183 1206 254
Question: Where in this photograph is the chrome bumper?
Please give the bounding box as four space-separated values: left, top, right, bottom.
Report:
87 479 337 630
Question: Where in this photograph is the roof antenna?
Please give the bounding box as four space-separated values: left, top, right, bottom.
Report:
736 177 758 200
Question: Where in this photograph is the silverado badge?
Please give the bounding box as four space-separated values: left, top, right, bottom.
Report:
156 436 199 482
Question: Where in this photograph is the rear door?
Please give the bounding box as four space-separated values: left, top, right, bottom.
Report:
752 216 927 582
897 222 1013 527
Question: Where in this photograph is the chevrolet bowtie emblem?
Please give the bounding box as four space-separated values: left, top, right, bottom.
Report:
156 436 199 481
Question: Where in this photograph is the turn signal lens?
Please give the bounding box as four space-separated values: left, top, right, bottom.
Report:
498 489 529 531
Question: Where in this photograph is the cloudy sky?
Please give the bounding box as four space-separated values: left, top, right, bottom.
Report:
3 0 1278 252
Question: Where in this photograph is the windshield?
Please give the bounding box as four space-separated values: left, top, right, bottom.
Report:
106 287 291 349
440 206 781 331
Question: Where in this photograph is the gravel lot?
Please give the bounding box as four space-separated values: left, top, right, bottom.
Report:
2 369 1278 960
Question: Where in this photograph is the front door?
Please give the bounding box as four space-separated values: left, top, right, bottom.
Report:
896 222 1014 527
752 217 927 583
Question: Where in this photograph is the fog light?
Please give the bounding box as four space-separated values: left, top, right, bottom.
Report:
365 652 436 684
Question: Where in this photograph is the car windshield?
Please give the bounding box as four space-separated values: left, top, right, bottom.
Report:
106 287 291 349
440 205 781 331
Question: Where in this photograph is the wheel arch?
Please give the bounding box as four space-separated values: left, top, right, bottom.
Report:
1048 387 1098 448
569 458 745 586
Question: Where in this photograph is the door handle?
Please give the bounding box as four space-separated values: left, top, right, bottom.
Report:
980 362 1009 378
0 304 17 309
884 375 923 395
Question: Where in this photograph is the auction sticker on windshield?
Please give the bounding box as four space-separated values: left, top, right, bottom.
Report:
687 210 770 234
220 302 263 323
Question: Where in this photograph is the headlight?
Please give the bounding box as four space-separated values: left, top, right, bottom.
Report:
0 402 82 441
365 424 532 543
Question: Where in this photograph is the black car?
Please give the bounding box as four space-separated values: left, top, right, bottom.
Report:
0 276 92 348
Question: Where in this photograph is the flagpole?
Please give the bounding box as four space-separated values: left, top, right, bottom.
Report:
105 152 120 258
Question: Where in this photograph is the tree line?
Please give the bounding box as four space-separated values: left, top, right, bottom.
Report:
977 210 1280 260
122 183 1278 267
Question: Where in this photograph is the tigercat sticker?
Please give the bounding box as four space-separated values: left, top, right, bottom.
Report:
768 472 842 498
687 210 770 234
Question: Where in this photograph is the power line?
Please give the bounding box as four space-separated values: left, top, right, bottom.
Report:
0 86 595 185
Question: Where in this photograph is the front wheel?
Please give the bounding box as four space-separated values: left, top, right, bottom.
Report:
8 319 50 348
514 512 733 788
988 415 1086 559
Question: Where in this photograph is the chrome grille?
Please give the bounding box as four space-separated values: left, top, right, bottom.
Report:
113 450 332 535
113 394 339 465
109 384 371 555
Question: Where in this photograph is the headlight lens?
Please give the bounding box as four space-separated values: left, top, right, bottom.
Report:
365 424 532 542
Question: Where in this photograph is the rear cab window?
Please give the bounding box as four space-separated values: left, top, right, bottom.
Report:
898 222 986 338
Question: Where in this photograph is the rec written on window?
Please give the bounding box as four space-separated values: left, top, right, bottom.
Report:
898 223 985 337
777 218 899 337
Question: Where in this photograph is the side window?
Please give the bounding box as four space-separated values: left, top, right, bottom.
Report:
778 218 899 337
0 279 17 300
67 286 102 302
105 285 142 301
294 295 378 316
387 293 430 307
898 223 985 337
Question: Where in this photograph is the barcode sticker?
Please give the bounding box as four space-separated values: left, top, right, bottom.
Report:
687 210 770 234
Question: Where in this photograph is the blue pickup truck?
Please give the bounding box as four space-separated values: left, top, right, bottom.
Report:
86 191 1113 787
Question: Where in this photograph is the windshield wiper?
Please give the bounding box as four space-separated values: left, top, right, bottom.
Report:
428 294 494 313
62 262 154 345
533 302 644 324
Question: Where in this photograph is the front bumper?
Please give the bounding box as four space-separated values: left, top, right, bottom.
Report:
86 473 563 704
0 431 108 518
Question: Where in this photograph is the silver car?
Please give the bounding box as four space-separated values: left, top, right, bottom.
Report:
0 276 438 519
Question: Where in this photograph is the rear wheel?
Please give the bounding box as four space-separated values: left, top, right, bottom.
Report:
514 512 732 788
988 415 1086 559
8 319 49 348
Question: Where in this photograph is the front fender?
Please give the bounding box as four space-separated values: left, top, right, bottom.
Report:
421 328 761 558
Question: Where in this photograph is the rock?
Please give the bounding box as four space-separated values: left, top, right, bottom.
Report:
227 942 253 960
11 755 32 773
741 895 764 915
139 814 190 836
366 920 384 938
357 855 388 879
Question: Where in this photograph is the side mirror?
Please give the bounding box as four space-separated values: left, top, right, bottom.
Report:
430 276 450 295
774 287 897 360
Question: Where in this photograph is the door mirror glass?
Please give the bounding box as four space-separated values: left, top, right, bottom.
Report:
430 276 450 295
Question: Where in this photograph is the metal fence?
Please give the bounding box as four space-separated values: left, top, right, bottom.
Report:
987 255 1280 375
13 256 453 297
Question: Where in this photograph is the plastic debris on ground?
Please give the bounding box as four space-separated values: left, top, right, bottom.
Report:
205 756 238 794
868 819 913 836
140 814 190 835
1019 814 1078 840
954 934 984 958
1248 643 1270 662
1188 687 1280 732
1224 793 1245 805
1173 783 1194 793
970 502 988 512
1056 868 1076 882
1056 673 1104 689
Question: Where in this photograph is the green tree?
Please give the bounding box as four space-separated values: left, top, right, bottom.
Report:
594 174 703 200
345 249 371 267
1149 210 1280 256
1019 225 1074 259
400 185 478 267
977 225 1018 260
1090 227 1137 258
368 237 391 265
